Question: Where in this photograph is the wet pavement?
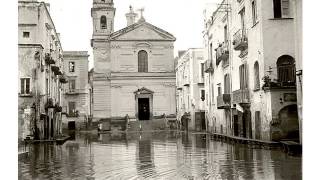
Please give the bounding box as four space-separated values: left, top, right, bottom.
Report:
19 131 302 180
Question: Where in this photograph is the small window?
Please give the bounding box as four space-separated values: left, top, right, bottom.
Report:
273 0 290 18
101 16 107 29
20 78 31 94
69 62 75 72
68 102 76 115
69 79 76 91
218 86 221 96
254 61 260 89
277 55 295 84
224 25 228 43
200 63 204 78
252 0 258 24
201 90 205 101
23 32 30 38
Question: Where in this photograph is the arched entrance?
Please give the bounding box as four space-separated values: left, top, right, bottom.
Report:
134 87 153 121
278 104 299 140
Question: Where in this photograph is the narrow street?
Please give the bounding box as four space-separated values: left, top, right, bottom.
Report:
19 131 301 180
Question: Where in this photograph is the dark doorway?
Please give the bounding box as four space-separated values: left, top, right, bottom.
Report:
195 112 206 131
234 115 239 136
255 111 261 139
138 98 150 120
68 121 76 130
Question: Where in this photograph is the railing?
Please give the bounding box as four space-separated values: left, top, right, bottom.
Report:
233 29 248 51
45 53 55 65
216 42 229 66
232 89 250 104
217 94 231 109
65 89 81 95
204 59 214 73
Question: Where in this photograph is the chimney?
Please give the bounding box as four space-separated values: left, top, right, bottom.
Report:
125 5 137 26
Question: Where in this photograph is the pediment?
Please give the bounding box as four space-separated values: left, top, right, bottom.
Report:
134 87 154 94
110 22 176 41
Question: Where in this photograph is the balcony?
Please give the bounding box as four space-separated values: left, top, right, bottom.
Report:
65 89 80 95
217 94 231 109
233 29 248 51
45 53 55 65
232 89 250 104
216 42 229 66
59 75 68 84
204 59 214 73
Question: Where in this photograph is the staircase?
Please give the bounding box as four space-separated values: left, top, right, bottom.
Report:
127 119 167 132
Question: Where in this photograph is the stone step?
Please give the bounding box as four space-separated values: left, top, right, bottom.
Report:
127 119 168 131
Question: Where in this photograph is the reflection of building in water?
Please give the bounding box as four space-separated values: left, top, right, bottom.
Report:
136 139 156 178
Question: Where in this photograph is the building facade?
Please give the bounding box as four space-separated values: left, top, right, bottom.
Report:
203 0 301 142
18 0 67 141
91 0 176 130
176 49 206 131
62 51 90 131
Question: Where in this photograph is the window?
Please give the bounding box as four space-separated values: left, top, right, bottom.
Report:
46 78 49 95
218 86 221 96
252 0 258 24
277 55 295 84
23 32 30 38
101 16 107 29
273 0 290 18
69 62 75 72
209 43 213 60
254 61 260 89
224 74 230 94
239 64 248 89
240 8 246 31
68 102 76 115
138 50 148 72
224 25 228 43
20 78 31 95
200 63 204 78
69 79 76 91
201 90 205 101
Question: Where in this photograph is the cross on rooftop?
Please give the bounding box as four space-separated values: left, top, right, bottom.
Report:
137 7 145 18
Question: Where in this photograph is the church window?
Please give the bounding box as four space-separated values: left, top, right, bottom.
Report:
101 16 107 29
138 50 148 72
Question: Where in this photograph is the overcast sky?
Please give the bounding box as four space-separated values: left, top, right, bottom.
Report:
44 0 220 68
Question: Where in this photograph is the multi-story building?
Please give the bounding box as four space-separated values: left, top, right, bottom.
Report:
176 48 206 131
18 0 67 141
91 1 176 130
62 51 90 130
203 0 301 142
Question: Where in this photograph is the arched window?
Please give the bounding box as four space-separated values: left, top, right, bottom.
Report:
254 61 260 89
138 50 148 72
224 74 230 94
277 55 295 84
100 16 107 29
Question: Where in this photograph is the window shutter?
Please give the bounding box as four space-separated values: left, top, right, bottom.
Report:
281 0 290 17
21 79 25 94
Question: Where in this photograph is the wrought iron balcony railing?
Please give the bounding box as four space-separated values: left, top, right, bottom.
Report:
204 59 214 73
216 42 229 66
217 94 231 109
232 89 250 104
233 29 248 51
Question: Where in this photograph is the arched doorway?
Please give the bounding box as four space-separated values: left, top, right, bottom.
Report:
278 104 299 140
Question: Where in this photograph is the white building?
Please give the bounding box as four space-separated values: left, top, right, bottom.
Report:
176 48 206 131
91 0 176 130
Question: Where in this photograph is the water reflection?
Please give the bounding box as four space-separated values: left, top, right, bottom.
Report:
19 131 302 180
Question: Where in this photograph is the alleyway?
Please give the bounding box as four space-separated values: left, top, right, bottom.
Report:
19 131 301 180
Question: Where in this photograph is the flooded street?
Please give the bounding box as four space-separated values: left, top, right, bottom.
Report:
19 131 301 180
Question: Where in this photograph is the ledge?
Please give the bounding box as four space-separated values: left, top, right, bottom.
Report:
268 18 294 20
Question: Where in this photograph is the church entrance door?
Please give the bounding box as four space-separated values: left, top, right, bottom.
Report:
138 98 150 120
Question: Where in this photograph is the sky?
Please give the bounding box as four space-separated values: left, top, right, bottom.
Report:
43 0 220 68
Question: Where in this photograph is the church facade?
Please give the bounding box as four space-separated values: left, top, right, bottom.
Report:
91 0 176 130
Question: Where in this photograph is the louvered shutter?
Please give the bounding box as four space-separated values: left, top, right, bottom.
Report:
281 0 290 17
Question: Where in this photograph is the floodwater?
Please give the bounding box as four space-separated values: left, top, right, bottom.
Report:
19 131 302 180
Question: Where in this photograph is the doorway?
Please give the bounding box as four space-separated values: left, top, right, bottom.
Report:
138 98 150 120
233 115 239 136
68 121 76 130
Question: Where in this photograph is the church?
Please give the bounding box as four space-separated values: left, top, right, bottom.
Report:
91 0 177 130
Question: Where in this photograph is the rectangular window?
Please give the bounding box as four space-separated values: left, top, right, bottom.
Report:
239 64 249 89
201 90 205 101
201 63 204 78
23 32 30 38
69 62 75 72
252 0 257 24
69 79 76 91
218 86 221 96
273 0 290 18
240 8 246 31
68 102 76 115
224 25 228 43
46 78 49 95
20 78 31 95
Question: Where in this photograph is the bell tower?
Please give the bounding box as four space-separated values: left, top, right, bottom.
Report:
91 0 115 38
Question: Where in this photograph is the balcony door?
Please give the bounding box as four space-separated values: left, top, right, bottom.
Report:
239 64 248 89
